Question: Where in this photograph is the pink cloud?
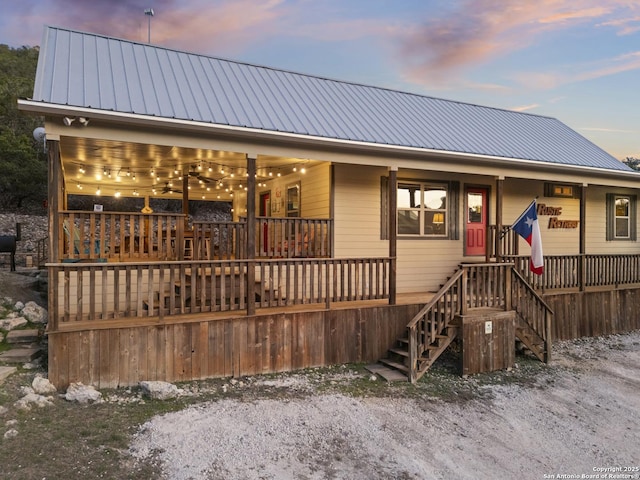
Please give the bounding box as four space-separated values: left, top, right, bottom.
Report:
395 0 638 86
513 50 640 89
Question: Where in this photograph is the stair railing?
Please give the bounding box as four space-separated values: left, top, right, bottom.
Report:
510 267 553 362
407 268 465 383
407 263 514 382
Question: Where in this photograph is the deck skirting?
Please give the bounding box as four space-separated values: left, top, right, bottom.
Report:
47 303 424 389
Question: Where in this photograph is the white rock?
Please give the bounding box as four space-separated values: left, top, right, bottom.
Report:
21 301 48 324
3 429 18 439
14 393 54 410
20 386 35 396
0 406 8 416
139 381 182 400
32 375 57 395
6 419 18 427
0 317 28 331
13 301 25 311
64 382 102 404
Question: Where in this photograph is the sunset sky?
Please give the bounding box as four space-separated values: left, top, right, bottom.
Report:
2 0 638 160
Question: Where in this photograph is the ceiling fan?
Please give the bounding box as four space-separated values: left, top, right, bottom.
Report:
187 166 212 183
156 182 182 194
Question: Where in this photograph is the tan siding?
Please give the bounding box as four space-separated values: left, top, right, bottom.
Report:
586 185 640 254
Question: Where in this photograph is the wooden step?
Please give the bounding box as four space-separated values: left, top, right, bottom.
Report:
365 364 408 382
0 347 42 363
6 329 41 344
389 347 409 358
379 358 409 373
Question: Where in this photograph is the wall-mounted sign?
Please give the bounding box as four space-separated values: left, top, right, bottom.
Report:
536 203 579 229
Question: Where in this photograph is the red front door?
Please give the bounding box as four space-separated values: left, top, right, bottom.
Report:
465 187 488 256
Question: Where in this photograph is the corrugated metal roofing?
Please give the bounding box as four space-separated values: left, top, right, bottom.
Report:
32 26 631 172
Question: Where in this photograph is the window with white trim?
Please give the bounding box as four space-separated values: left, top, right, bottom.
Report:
397 182 448 236
606 193 636 241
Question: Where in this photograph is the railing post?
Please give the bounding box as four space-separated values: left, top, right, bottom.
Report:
545 309 552 363
388 167 397 305
246 155 257 316
461 268 468 315
505 265 512 311
408 325 417 384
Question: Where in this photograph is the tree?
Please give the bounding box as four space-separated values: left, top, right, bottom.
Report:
623 157 640 171
0 44 46 211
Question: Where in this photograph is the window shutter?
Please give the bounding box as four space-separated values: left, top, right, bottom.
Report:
448 181 460 240
606 193 614 241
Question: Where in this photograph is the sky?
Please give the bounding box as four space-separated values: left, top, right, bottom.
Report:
1 0 639 160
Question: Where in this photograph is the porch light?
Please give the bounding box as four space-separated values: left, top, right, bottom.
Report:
268 172 273 177
277 172 281 177
78 117 90 126
201 195 205 199
77 183 82 190
78 167 85 174
150 169 155 177
132 172 136 181
114 190 121 198
174 166 179 174
63 116 75 126
96 188 101 195
230 173 235 178
301 167 306 174
293 167 297 172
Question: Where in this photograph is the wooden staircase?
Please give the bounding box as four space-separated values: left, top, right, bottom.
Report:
380 321 458 377
374 263 553 383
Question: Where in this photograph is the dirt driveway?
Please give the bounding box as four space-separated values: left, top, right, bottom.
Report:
129 332 640 480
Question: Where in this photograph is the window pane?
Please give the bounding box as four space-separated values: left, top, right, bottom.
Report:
425 211 446 235
398 210 420 234
468 193 483 223
424 188 446 210
398 184 420 209
616 197 629 217
616 218 629 238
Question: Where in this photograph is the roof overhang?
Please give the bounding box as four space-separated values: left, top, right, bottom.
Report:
19 99 640 184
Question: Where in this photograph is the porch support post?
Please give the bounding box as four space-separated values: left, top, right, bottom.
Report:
495 176 504 261
579 183 587 291
182 175 189 231
388 166 397 305
47 139 62 263
246 155 257 316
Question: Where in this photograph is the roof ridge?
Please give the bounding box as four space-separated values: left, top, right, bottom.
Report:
43 25 557 122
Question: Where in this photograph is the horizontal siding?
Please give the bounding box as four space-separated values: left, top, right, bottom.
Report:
586 185 640 254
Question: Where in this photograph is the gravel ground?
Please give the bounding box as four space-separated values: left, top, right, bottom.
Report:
129 331 640 480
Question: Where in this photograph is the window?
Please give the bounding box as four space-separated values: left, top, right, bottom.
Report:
544 182 578 198
397 182 448 236
606 194 636 241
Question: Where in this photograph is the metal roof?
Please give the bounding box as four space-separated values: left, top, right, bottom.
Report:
32 26 631 172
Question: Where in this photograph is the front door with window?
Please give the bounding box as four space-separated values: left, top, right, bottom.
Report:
465 187 488 256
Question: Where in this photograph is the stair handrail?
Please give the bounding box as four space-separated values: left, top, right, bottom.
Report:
407 268 465 383
511 266 553 362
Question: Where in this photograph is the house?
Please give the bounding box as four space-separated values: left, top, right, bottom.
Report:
18 26 640 388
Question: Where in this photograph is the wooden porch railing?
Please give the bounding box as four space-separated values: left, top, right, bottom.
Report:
192 221 247 260
510 253 640 291
192 217 333 259
58 211 185 261
36 236 48 267
488 225 518 259
47 257 389 327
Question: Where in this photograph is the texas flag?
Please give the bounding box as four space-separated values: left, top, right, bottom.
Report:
512 200 544 275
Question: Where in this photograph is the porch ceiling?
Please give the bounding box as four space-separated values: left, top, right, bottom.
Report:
59 136 322 200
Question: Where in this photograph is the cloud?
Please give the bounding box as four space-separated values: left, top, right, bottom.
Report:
514 50 640 89
580 127 635 133
395 0 638 86
511 104 540 112
598 16 640 35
